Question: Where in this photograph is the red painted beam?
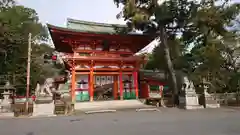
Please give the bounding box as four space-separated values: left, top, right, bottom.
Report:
50 28 152 42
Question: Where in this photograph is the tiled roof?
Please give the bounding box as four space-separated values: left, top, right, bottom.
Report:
66 18 127 34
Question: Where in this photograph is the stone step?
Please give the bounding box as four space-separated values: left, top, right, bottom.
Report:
74 100 148 111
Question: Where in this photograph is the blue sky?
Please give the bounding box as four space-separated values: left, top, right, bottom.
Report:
18 0 240 27
18 0 125 26
17 0 240 53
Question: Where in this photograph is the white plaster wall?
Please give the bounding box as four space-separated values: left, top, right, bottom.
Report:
95 76 114 86
122 75 135 92
75 75 89 89
74 74 136 92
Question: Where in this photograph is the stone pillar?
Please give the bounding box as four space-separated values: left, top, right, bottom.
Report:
113 75 118 100
203 84 220 108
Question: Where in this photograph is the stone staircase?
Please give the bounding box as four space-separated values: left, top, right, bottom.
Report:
74 100 150 111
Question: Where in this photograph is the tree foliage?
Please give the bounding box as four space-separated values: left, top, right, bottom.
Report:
0 0 60 94
114 0 240 93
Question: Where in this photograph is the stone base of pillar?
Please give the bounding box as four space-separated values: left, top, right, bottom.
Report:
179 76 204 110
90 97 93 102
206 104 220 108
179 94 204 110
32 102 55 117
205 95 220 108
71 98 75 104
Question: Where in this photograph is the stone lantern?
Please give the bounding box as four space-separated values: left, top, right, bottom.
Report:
0 81 15 112
0 82 15 103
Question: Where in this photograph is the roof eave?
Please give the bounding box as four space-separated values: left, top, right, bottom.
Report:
47 23 152 37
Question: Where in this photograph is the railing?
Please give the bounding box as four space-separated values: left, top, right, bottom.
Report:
11 103 33 117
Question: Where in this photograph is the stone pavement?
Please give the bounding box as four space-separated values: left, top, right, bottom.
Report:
221 106 240 110
0 108 240 135
0 112 14 119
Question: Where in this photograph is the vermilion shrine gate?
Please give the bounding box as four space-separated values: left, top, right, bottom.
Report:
47 18 154 103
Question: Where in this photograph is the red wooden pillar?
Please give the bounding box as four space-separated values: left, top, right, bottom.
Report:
89 68 94 102
88 74 90 100
140 82 149 98
71 52 77 103
113 75 118 100
71 67 76 103
119 71 123 100
133 71 139 99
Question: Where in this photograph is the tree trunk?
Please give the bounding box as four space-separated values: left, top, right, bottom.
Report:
159 25 179 106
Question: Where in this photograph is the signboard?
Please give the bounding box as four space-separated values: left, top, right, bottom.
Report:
148 85 163 98
149 93 161 98
149 85 159 91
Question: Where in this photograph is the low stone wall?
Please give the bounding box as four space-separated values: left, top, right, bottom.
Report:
214 93 240 106
198 93 240 107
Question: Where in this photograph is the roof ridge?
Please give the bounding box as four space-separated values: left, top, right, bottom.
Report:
67 18 127 28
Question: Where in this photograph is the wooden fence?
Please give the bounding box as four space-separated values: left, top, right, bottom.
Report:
11 103 33 117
